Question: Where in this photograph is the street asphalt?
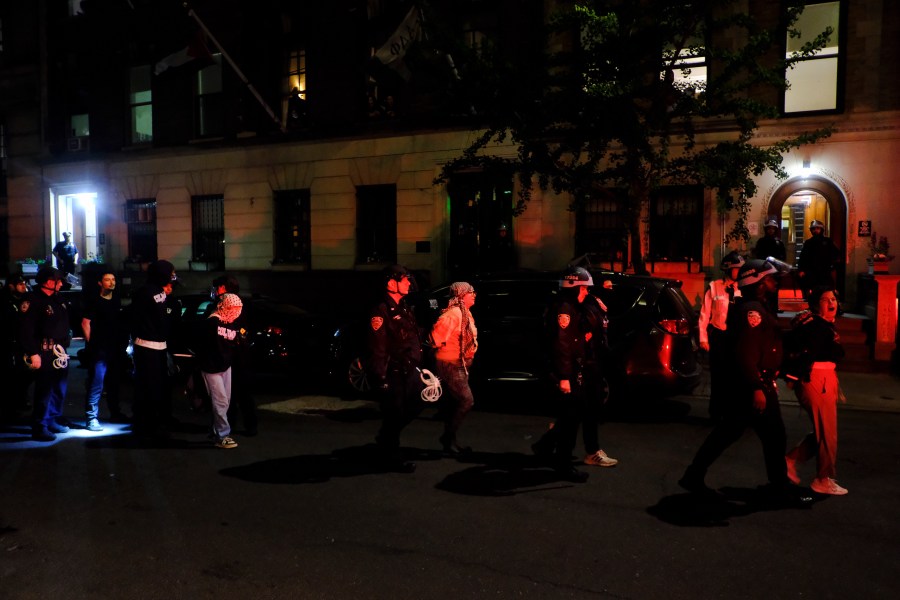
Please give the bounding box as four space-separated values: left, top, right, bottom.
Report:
2 344 900 599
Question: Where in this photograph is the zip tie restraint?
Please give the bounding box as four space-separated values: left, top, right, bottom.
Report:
52 344 70 369
418 368 442 403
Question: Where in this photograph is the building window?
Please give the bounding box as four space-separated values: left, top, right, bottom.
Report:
273 189 311 265
0 121 7 200
124 199 157 263
356 184 397 265
195 54 224 137
649 186 702 263
784 2 841 114
191 194 224 269
129 65 153 144
284 48 308 130
575 188 628 266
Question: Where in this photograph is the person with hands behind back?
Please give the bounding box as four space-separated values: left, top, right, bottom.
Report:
782 286 848 496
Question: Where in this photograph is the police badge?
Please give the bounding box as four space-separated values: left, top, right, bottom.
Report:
370 316 384 331
746 311 762 328
558 314 571 329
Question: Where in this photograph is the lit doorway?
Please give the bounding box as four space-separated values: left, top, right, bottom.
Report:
50 189 99 275
781 190 831 268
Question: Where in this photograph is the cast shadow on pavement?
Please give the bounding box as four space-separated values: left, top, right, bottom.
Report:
647 486 822 527
434 451 588 496
218 444 444 484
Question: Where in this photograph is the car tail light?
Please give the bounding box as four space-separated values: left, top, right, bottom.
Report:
658 318 691 335
265 326 283 336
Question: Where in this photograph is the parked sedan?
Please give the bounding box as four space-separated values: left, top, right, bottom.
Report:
328 270 701 405
170 293 329 377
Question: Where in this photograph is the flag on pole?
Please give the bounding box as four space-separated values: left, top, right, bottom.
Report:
371 6 422 81
154 29 215 75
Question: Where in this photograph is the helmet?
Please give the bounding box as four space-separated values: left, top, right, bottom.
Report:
764 219 779 230
560 266 594 288
736 257 791 289
35 266 63 285
7 273 26 286
383 264 410 283
720 251 745 270
809 219 825 231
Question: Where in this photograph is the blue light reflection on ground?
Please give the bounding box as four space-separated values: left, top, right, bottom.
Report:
0 422 132 450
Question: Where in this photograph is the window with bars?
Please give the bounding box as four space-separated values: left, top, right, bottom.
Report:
575 188 628 265
356 184 397 265
124 199 157 262
649 185 703 262
191 194 224 268
273 189 311 265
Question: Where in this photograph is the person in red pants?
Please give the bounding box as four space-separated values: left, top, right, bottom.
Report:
783 286 848 495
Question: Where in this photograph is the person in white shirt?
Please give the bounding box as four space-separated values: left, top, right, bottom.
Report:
699 251 744 420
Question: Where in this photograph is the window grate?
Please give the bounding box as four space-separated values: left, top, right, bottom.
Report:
191 194 224 269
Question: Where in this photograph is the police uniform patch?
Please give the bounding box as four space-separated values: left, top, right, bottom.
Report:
558 314 571 329
20 300 30 313
746 311 762 328
370 316 384 331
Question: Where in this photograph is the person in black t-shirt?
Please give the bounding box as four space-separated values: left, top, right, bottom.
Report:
82 268 128 430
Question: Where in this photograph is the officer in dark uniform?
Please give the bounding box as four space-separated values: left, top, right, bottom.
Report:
1 273 32 423
531 266 594 483
579 282 618 467
754 219 787 262
130 260 177 439
18 267 72 441
367 264 423 472
679 258 809 504
797 219 840 299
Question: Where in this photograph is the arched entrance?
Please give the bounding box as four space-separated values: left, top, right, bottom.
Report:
765 176 847 297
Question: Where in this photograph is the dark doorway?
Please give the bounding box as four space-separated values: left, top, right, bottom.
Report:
446 171 516 280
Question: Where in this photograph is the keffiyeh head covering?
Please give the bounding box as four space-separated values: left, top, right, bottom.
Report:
446 282 476 367
213 293 243 324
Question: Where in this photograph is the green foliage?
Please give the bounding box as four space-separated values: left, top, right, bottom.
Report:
433 0 833 268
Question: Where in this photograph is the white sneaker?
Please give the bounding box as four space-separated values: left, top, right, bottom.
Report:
215 436 238 449
584 449 618 467
810 477 847 495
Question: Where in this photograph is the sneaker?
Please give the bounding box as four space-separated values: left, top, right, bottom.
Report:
785 456 800 485
47 422 70 434
584 449 618 467
86 418 103 432
32 427 57 442
810 477 848 496
215 436 238 449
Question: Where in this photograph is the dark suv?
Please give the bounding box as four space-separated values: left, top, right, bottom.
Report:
328 270 701 405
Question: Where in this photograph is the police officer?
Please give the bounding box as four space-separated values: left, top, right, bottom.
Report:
579 281 618 468
679 258 808 504
1 273 31 423
18 267 72 441
130 260 177 439
797 219 840 299
754 219 787 262
368 264 423 472
532 266 594 483
698 251 744 420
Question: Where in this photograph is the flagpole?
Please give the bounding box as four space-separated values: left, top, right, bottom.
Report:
184 3 286 133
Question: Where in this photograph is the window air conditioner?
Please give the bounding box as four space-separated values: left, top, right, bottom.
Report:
67 137 88 152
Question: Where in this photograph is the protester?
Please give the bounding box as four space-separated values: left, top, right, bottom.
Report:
197 293 243 449
783 286 848 495
82 268 129 430
431 281 478 455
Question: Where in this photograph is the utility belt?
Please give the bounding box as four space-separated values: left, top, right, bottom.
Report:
40 338 66 352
